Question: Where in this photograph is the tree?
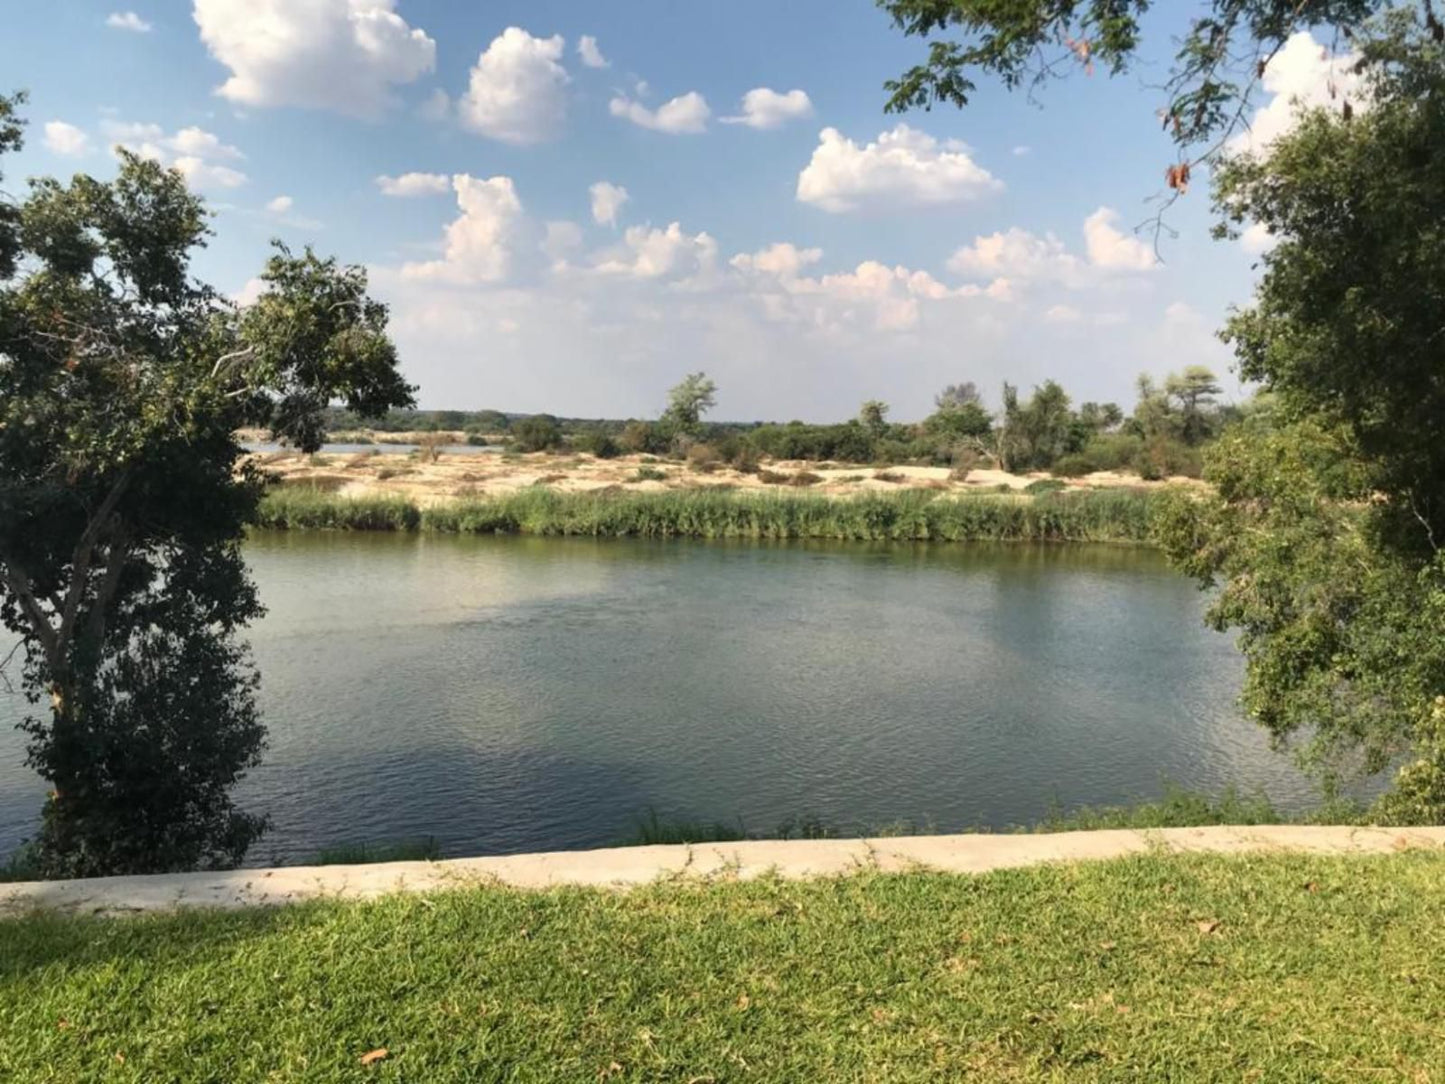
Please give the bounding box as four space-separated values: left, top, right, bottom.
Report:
1165 366 1223 445
997 380 1073 471
0 107 415 876
858 399 890 436
1156 16 1445 810
510 414 564 452
934 381 980 409
661 372 718 435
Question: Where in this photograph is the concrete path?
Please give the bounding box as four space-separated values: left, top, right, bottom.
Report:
4 825 1444 918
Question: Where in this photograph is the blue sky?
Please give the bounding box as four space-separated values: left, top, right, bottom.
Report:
2 2 1337 420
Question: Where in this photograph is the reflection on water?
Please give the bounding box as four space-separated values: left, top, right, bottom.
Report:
0 533 1321 865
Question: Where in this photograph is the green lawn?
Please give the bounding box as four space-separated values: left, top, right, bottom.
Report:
3 852 1443 1082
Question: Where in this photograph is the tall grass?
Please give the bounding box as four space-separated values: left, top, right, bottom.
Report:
253 487 421 530
255 486 1164 543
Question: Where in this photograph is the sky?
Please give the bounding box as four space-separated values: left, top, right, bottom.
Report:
0 2 1351 421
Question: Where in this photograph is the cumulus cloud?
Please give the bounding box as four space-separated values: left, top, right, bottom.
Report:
104 121 248 188
796 124 1002 212
265 195 293 213
106 11 151 32
193 0 436 117
459 27 569 144
609 91 710 134
401 175 525 284
594 222 719 279
376 171 452 197
730 242 822 277
948 227 1082 285
948 208 1156 295
577 35 609 69
43 121 90 157
721 88 813 130
1228 31 1364 154
589 181 629 227
542 221 584 266
1082 207 1155 271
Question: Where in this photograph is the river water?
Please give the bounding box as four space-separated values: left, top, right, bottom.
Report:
0 533 1319 865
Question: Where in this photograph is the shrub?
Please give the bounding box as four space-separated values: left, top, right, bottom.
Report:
1024 478 1068 495
686 443 722 472
632 465 667 482
511 414 564 453
465 432 490 446
757 469 789 485
1050 453 1095 478
787 471 823 487
874 470 905 484
533 473 567 486
617 420 671 455
574 428 621 459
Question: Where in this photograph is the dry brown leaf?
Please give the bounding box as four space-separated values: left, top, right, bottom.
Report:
735 993 750 1010
1100 941 1117 952
360 1048 389 1066
1304 881 1319 893
1197 919 1221 935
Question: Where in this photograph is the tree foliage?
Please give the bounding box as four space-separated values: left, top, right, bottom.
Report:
878 0 1394 151
0 108 415 875
661 372 718 436
1156 14 1445 809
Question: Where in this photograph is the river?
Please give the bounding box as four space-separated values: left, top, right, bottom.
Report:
0 533 1319 865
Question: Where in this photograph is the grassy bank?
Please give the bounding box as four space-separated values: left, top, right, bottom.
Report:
254 486 1163 543
5 851 1444 1080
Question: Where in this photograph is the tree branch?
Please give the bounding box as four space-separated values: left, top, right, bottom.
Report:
0 563 59 668
56 470 131 657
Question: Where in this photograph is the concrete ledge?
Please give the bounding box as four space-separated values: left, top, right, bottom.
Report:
4 825 1443 918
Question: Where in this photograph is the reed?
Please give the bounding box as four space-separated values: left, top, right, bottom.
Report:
255 486 1166 543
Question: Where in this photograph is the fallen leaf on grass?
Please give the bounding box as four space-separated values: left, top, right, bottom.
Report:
360 1048 389 1066
1197 919 1221 935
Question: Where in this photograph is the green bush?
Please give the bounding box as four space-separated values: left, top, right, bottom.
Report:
510 414 564 453
574 428 621 459
632 465 668 482
1024 478 1068 495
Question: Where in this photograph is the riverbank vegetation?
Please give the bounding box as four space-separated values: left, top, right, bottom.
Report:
316 364 1233 481
5 850 1445 1080
253 486 1163 543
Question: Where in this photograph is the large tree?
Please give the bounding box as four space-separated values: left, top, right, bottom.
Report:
0 98 415 876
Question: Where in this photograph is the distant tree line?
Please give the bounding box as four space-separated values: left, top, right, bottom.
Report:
342 366 1234 477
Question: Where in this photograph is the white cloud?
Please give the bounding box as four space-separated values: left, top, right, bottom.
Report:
43 121 90 157
948 208 1156 296
417 88 450 122
105 120 248 188
1012 145 1031 156
577 35 609 69
401 175 524 284
594 222 718 279
609 91 710 134
1082 207 1155 271
589 181 629 227
234 277 266 307
542 220 583 266
1228 31 1364 154
730 242 822 278
796 124 1002 213
376 171 451 197
459 27 568 144
265 195 294 214
193 0 435 118
721 87 813 130
948 227 1082 285
1044 304 1082 323
1240 221 1277 256
106 11 151 32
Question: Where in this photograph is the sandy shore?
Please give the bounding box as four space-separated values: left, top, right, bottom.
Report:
243 446 1191 506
